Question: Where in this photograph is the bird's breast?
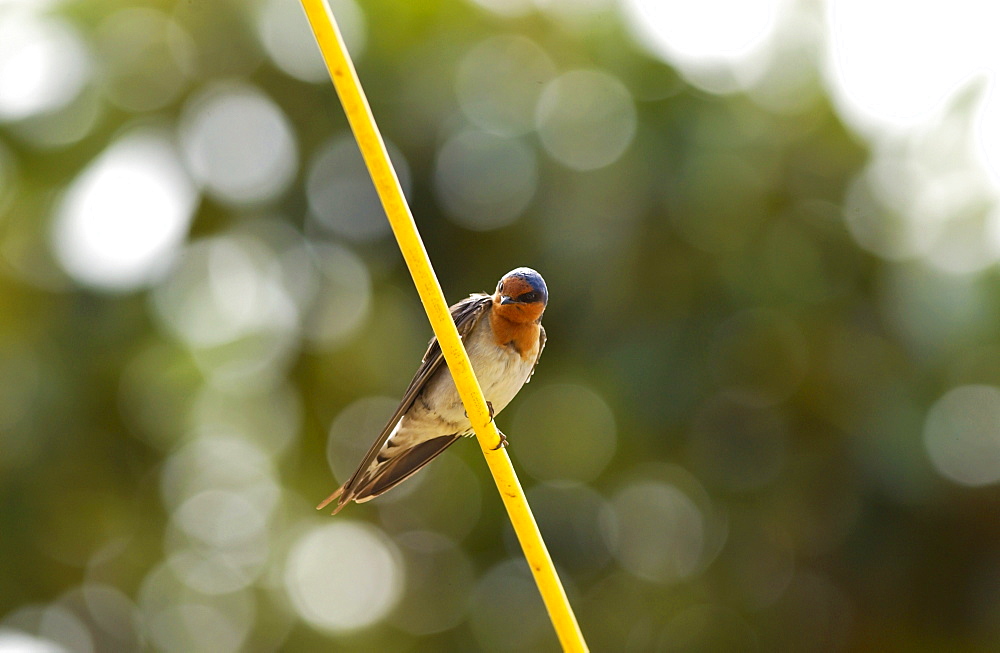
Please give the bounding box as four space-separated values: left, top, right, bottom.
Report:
415 314 539 430
465 315 538 411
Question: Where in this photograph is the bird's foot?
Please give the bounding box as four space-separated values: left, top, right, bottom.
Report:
491 429 508 451
465 401 496 423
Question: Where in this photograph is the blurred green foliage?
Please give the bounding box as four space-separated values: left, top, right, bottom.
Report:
2 0 1000 651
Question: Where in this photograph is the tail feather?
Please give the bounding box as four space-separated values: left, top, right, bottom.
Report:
316 485 344 512
321 434 460 514
360 434 460 498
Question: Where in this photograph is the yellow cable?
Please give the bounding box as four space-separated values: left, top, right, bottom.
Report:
298 1 588 650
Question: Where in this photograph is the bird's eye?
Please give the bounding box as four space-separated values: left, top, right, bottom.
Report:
519 292 536 303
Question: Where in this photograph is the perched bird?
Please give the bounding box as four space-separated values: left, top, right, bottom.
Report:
318 267 548 514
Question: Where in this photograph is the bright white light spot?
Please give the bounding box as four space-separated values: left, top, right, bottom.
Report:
822 0 1000 135
434 130 538 231
622 0 781 90
844 141 1000 272
52 129 196 292
257 0 366 83
820 0 1000 267
0 12 90 121
511 384 617 482
923 182 1000 275
284 522 403 633
624 0 781 62
179 84 297 205
536 69 636 170
843 158 937 261
0 603 95 653
455 35 556 136
610 481 705 582
745 9 825 115
924 385 1000 487
974 88 1000 190
0 629 67 653
6 85 101 150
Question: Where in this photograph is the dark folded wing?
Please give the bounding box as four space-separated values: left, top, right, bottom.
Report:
352 434 461 502
338 293 492 495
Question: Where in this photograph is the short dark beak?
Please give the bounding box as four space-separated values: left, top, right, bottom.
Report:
499 295 515 305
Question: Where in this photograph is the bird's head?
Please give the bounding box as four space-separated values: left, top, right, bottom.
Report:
492 267 548 323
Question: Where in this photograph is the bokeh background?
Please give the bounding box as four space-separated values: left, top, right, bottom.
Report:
3 0 1000 650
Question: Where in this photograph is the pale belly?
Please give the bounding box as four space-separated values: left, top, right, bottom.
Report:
406 321 538 434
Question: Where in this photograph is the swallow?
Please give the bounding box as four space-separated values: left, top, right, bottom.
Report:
318 267 548 514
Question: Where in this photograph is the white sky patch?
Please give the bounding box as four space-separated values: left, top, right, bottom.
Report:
621 0 783 91
822 0 1000 269
0 9 90 121
973 79 1000 190
822 0 1000 205
52 129 196 292
620 0 1000 267
0 629 69 653
821 0 1000 136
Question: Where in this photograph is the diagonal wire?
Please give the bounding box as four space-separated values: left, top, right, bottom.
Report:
297 1 588 650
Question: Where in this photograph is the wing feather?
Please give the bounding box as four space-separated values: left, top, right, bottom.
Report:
325 294 492 510
353 434 461 502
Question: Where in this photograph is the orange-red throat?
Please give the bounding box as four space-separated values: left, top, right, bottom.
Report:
488 270 547 357
488 302 542 358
